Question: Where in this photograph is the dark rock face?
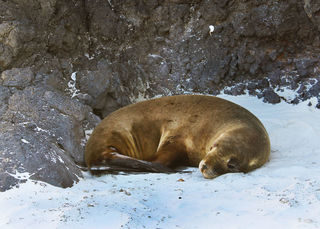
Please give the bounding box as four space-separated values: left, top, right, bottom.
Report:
1 67 34 87
0 0 320 191
0 82 100 190
0 122 82 191
262 88 281 104
304 0 320 32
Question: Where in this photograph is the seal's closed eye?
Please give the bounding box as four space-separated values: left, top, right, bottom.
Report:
227 157 239 171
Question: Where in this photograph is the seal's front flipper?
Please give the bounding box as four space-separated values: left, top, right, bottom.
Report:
93 152 175 174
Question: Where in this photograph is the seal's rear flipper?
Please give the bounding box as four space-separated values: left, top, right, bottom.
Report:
89 165 149 176
91 152 175 174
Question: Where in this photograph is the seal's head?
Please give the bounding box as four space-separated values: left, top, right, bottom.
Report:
198 144 242 179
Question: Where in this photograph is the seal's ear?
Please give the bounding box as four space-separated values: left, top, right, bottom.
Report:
227 157 240 172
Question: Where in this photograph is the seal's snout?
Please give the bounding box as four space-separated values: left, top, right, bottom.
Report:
199 161 207 172
199 160 218 179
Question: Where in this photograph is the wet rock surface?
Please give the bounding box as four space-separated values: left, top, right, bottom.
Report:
0 0 319 191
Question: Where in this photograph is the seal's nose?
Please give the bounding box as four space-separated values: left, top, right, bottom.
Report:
199 160 207 173
199 160 218 179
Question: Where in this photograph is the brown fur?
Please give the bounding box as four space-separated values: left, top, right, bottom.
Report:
85 95 270 178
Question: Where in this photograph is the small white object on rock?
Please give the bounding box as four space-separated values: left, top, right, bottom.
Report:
21 139 30 144
209 25 215 35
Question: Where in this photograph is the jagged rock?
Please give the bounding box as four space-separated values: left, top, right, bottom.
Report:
291 97 300 105
224 84 246 96
1 67 34 87
0 122 82 191
0 21 36 69
268 69 282 86
304 0 320 31
294 58 317 78
263 88 281 104
0 86 10 117
5 86 95 163
309 81 320 97
0 84 100 191
257 78 270 89
0 172 20 192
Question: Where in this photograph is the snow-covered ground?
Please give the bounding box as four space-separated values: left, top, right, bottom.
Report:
1 94 320 229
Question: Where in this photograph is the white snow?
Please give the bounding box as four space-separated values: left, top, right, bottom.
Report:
67 72 80 98
70 72 76 81
7 172 32 180
21 139 30 144
34 126 49 133
1 94 320 229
